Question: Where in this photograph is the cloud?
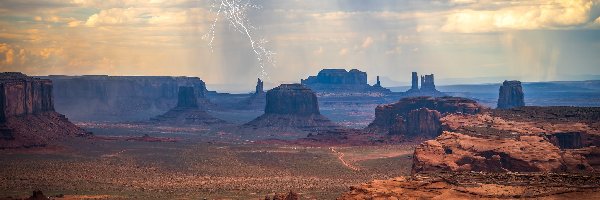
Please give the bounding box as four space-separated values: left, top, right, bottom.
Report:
338 48 348 56
442 0 596 33
361 36 373 49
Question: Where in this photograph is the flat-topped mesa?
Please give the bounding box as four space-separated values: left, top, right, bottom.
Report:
497 80 524 109
0 72 86 149
245 84 337 131
265 84 320 115
300 69 390 93
176 86 198 108
366 96 483 138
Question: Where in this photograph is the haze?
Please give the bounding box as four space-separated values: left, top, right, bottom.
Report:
1 0 600 92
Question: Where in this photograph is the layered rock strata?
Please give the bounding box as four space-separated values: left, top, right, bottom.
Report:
0 72 86 148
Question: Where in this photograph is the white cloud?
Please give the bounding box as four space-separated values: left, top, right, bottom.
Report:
361 36 373 49
442 0 595 33
338 48 348 56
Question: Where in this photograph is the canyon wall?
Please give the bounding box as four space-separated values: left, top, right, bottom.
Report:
1 72 54 122
45 75 208 121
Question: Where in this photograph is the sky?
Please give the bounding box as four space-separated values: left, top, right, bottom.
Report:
1 0 600 92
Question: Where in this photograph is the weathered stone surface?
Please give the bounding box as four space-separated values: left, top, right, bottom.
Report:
265 84 320 115
497 80 525 109
46 75 208 121
405 108 442 138
0 72 86 149
176 86 198 108
367 96 483 136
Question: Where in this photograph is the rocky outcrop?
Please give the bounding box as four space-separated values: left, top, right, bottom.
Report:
405 108 442 138
150 86 225 126
255 78 264 94
46 75 208 122
497 80 524 109
366 96 483 138
405 72 444 97
300 69 390 93
0 72 54 122
245 84 337 132
412 106 600 173
339 172 600 199
0 72 86 149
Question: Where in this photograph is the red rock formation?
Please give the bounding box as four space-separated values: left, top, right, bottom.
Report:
0 72 86 149
412 107 600 173
405 108 442 138
0 72 54 122
367 96 483 137
497 80 524 109
339 173 600 199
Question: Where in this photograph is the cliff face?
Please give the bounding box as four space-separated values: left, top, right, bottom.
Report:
497 80 524 109
367 96 482 137
176 86 199 108
46 75 208 121
265 84 320 115
0 72 54 122
405 108 442 138
0 72 85 149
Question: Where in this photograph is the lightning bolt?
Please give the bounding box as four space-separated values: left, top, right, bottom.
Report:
203 0 275 79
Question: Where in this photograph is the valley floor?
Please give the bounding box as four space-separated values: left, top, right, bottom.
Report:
0 129 415 199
